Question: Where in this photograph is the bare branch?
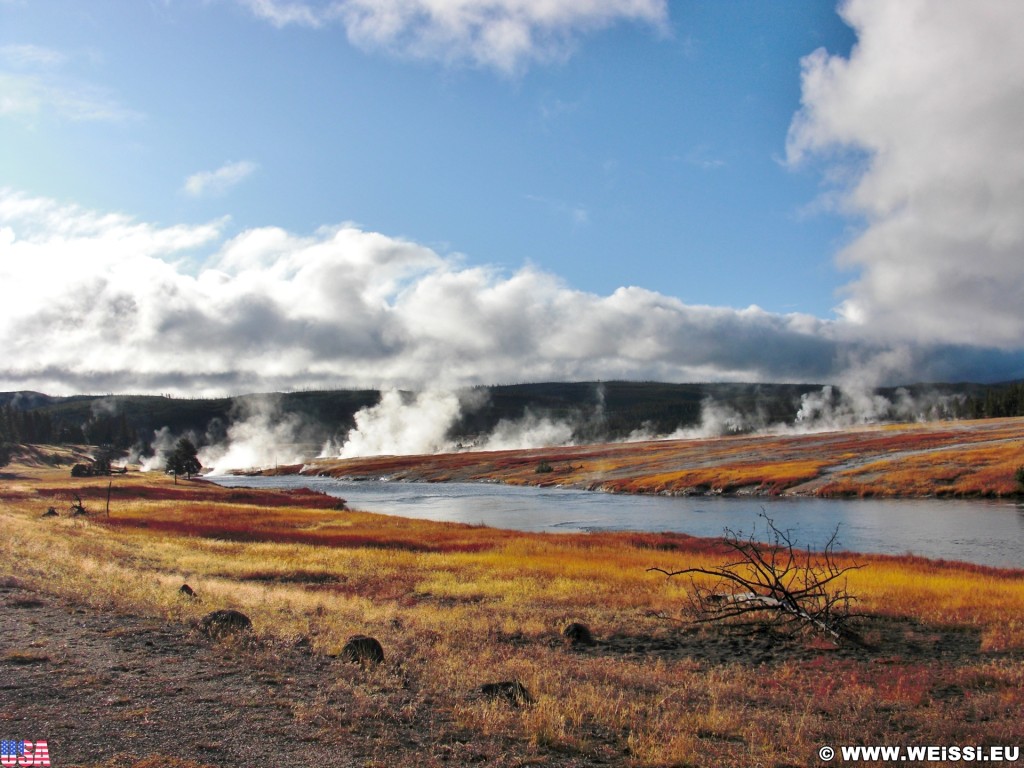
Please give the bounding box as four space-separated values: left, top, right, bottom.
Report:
650 512 864 645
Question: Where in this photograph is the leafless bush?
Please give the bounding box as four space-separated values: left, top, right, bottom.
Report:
649 513 864 645
68 493 87 516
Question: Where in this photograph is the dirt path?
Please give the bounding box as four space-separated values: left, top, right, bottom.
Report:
0 579 600 768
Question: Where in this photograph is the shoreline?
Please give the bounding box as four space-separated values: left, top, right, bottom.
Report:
255 416 1024 500
245 466 1022 501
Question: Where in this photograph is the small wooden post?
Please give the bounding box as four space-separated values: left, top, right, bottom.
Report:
106 480 112 517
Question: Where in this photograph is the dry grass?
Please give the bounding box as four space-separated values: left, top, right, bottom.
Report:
819 439 1024 497
3 454 1024 766
604 458 828 495
305 416 1024 498
72 758 220 768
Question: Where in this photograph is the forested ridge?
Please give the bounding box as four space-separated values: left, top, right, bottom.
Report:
0 379 1020 453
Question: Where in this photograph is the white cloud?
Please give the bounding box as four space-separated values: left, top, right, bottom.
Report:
0 73 139 122
3 187 1024 396
0 44 139 122
787 0 1024 349
238 0 323 27
183 160 259 198
237 0 668 73
0 188 857 396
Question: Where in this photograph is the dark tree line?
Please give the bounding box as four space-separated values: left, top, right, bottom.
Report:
0 405 138 448
3 381 1024 461
1 404 63 444
964 382 1024 419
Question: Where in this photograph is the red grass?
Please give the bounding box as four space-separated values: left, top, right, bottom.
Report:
100 516 497 553
304 417 1024 498
35 481 343 509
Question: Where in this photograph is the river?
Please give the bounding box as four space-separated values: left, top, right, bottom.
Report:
208 475 1024 569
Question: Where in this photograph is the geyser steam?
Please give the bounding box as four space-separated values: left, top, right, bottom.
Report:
336 390 463 458
199 395 311 474
328 388 587 458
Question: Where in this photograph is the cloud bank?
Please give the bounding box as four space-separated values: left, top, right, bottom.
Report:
1 178 1022 398
238 0 668 73
787 0 1024 349
0 187 852 396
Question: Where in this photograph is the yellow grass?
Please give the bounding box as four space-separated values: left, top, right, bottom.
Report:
306 416 1024 498
615 459 828 494
819 439 1024 497
3 454 1024 766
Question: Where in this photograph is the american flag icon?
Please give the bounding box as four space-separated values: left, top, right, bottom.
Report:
0 740 50 766
0 741 22 767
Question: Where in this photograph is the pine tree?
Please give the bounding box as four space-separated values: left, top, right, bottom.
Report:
167 437 202 483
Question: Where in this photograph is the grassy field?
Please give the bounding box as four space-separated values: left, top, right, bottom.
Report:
2 444 1024 766
304 416 1024 498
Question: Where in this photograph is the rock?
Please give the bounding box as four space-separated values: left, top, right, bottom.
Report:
179 583 197 599
479 680 534 706
562 622 595 646
340 634 384 664
41 507 58 518
198 609 252 637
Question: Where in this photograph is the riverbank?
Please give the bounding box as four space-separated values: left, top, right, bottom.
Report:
210 475 1024 567
292 417 1024 498
2 455 1023 766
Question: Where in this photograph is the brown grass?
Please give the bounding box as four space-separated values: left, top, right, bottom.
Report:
73 758 219 768
2 450 1023 766
303 417 1024 498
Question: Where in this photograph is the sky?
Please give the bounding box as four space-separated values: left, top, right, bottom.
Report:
1 0 1024 396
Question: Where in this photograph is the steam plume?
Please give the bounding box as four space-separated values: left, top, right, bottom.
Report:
200 395 311 474
337 390 462 458
138 426 177 472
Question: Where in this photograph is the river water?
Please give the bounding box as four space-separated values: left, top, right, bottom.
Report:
208 475 1024 569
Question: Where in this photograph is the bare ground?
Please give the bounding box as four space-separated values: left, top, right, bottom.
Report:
0 578 620 768
4 572 1005 768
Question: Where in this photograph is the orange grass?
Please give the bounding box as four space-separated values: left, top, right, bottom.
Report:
304 417 1024 499
603 458 828 495
2 453 1024 767
820 440 1024 497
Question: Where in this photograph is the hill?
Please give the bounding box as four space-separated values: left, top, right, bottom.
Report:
0 379 1012 455
300 415 1024 498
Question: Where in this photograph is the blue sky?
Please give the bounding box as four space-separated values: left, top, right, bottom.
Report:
2 1 1024 395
